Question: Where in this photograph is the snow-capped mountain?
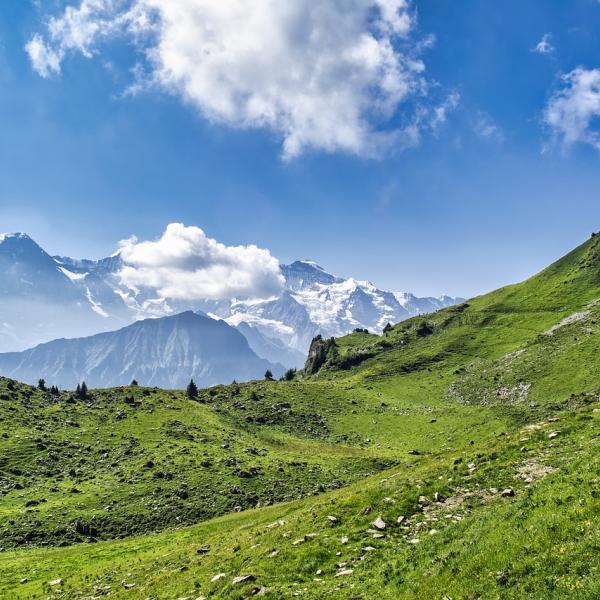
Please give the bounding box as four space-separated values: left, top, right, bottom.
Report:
212 261 464 359
0 233 463 368
0 311 283 389
0 233 123 352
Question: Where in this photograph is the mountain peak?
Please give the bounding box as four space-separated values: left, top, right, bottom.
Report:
0 232 33 244
296 260 326 271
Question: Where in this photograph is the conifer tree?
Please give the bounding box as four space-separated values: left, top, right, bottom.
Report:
186 378 198 399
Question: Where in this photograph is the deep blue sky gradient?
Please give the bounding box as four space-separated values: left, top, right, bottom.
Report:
1 1 600 297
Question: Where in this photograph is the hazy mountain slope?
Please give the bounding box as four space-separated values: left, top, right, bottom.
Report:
235 321 306 369
0 233 119 351
0 311 283 388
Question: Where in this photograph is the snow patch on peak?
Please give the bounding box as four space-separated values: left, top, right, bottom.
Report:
297 260 325 270
0 232 31 244
58 266 88 281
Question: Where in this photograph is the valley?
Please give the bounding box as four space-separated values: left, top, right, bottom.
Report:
0 234 599 598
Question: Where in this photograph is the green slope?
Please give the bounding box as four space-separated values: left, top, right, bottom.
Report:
1 234 600 598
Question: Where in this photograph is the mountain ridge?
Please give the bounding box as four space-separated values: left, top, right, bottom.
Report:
0 310 283 389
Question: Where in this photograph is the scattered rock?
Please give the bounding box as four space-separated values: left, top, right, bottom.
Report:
434 492 446 503
123 583 136 590
211 573 227 582
372 517 386 530
196 545 210 554
20 578 27 584
327 515 339 524
335 569 354 577
397 515 406 524
548 431 559 439
49 578 63 586
408 450 421 456
340 536 349 544
232 575 256 586
496 570 509 585
501 488 515 497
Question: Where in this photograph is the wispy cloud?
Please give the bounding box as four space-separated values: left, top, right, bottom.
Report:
532 33 554 55
26 0 439 159
472 112 504 144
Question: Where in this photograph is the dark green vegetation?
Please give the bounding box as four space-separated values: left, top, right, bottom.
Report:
1 235 600 598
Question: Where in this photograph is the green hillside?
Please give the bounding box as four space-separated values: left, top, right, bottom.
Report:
1 235 600 598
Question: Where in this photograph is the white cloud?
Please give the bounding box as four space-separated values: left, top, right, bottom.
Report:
532 33 554 55
429 91 460 132
472 111 504 143
544 67 600 151
117 223 284 301
26 0 433 158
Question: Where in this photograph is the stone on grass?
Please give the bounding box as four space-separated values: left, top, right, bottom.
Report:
548 431 559 439
232 575 256 586
49 579 63 586
211 573 226 582
340 536 349 544
335 569 354 577
372 517 386 530
397 515 406 524
501 488 515 497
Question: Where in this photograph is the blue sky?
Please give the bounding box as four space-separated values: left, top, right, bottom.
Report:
1 0 600 298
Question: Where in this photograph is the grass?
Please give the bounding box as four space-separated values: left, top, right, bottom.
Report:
0 234 600 598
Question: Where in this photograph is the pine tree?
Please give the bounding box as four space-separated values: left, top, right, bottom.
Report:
283 368 296 381
186 378 198 399
131 379 139 386
264 369 274 381
37 378 46 391
75 381 88 399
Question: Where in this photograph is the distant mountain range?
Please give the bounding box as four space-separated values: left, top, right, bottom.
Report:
0 311 283 389
207 260 463 363
0 232 463 381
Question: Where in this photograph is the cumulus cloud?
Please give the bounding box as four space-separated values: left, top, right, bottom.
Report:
26 0 435 158
117 223 284 301
544 67 600 151
532 33 554 55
